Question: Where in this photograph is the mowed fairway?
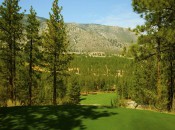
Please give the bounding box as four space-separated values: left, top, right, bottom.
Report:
0 93 175 130
80 93 117 106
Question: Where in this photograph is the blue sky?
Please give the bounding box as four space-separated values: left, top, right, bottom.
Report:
0 0 144 28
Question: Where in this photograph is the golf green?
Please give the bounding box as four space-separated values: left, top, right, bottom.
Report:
80 93 117 106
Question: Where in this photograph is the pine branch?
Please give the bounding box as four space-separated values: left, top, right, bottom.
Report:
0 22 10 34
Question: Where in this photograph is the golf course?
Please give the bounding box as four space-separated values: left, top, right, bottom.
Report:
0 0 175 130
0 93 175 130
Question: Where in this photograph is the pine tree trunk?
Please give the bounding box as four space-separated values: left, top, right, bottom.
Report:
29 39 33 106
167 47 174 111
13 36 16 105
9 39 14 103
156 14 162 106
8 16 14 103
156 39 161 104
53 51 57 105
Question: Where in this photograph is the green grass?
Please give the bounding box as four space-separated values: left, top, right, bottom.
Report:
80 93 117 106
0 105 175 130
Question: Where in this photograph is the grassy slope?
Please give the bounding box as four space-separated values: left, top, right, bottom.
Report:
0 106 175 130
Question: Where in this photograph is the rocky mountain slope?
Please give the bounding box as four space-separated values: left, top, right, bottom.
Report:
25 15 137 54
66 23 137 53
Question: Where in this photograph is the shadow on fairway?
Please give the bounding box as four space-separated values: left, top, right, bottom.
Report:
0 105 117 130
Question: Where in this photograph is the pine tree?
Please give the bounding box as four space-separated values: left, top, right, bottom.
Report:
67 75 80 104
161 28 175 111
132 0 175 111
26 6 40 106
0 0 24 104
43 0 72 105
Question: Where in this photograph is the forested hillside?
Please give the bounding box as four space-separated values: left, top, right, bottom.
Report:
69 55 133 93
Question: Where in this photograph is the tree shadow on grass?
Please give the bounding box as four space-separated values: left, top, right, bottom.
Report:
80 97 86 101
0 105 117 130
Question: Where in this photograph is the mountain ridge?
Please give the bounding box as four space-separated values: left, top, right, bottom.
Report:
24 15 137 54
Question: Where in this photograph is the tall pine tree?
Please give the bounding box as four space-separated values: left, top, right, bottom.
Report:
26 6 40 106
0 0 24 104
43 0 72 105
132 0 175 111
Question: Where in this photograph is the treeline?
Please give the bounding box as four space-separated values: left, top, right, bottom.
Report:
0 0 74 106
